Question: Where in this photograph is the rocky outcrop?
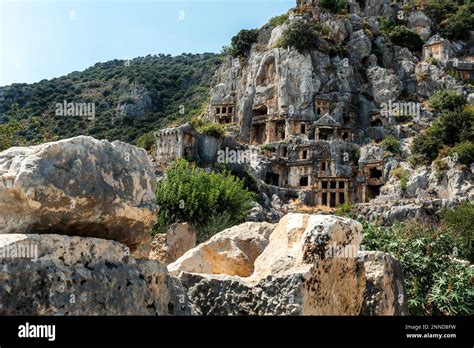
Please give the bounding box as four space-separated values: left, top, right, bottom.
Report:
168 222 275 277
359 251 408 316
0 136 157 249
171 214 408 315
137 223 197 265
0 234 170 315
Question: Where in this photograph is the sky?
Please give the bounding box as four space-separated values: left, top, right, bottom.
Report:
0 0 294 86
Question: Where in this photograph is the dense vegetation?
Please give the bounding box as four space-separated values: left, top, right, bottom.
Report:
266 13 289 28
319 0 347 14
421 0 474 41
154 159 256 242
226 29 259 58
428 90 466 112
362 202 474 316
380 19 424 53
0 53 222 148
275 20 327 52
411 92 473 165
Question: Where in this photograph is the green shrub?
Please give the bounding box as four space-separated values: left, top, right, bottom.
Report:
197 122 225 139
0 121 24 151
275 20 320 52
362 219 473 315
229 29 259 57
319 0 347 14
449 141 474 166
381 135 402 155
379 18 397 35
135 131 156 151
433 159 449 181
197 212 235 243
154 159 256 241
267 13 289 27
392 166 409 191
428 90 466 111
387 25 424 53
426 57 439 66
424 0 474 41
411 108 474 163
335 203 354 217
441 202 474 262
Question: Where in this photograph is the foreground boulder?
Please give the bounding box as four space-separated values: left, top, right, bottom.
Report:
134 223 197 265
169 222 275 277
0 136 157 249
170 214 408 315
359 251 408 315
0 234 170 315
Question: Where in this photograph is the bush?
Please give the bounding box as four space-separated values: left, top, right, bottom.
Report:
275 20 320 52
381 135 402 155
267 13 289 27
441 202 474 262
319 0 347 14
449 141 474 166
197 212 235 243
424 0 474 41
229 29 259 57
387 25 424 53
433 159 449 181
392 166 409 191
155 160 256 241
0 121 24 151
362 219 473 315
411 108 474 163
335 203 354 217
428 90 466 111
135 131 156 151
197 122 225 139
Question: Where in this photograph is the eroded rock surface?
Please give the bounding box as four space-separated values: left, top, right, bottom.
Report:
171 214 408 316
168 222 275 277
0 136 157 249
0 234 170 315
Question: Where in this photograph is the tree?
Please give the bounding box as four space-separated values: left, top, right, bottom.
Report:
429 90 466 111
387 25 424 53
155 159 256 242
411 108 474 163
275 20 321 52
229 29 259 57
0 121 23 151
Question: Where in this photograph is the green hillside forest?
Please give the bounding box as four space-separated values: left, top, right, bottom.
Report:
0 53 222 148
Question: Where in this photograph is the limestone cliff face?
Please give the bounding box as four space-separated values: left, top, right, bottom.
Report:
203 0 471 223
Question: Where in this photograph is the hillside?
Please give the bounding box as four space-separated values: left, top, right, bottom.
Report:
0 53 222 147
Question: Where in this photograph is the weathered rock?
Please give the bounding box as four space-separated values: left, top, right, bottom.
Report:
168 222 275 277
0 136 157 249
359 251 409 315
367 66 402 104
0 234 170 315
247 202 265 222
347 30 372 65
172 214 408 316
407 11 432 41
147 223 197 265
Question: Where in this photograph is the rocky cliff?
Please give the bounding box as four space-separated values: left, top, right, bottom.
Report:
197 0 473 224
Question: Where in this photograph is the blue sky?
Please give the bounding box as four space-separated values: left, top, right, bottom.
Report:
0 0 294 86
